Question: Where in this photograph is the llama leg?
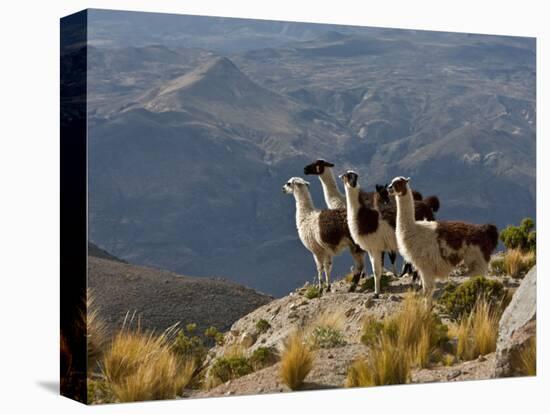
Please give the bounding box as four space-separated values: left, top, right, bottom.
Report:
389 251 397 275
362 252 369 279
349 247 365 292
399 261 410 278
313 254 324 293
420 272 435 306
324 258 333 292
412 270 422 290
369 251 382 297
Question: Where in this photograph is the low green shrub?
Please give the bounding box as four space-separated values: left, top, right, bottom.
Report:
439 276 506 320
309 326 346 348
250 346 278 370
304 285 321 299
204 326 225 346
359 274 392 292
209 356 253 383
185 323 197 334
255 319 271 334
500 217 536 252
172 330 208 368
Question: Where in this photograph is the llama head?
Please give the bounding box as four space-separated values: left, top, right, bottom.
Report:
387 176 411 197
339 170 359 190
282 177 310 194
303 159 335 175
375 184 391 205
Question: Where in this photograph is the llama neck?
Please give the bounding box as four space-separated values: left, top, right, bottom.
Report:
319 169 345 208
293 187 315 222
344 185 361 215
395 188 416 231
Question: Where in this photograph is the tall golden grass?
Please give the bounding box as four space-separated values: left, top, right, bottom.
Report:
348 293 445 387
279 331 314 390
371 293 446 368
311 309 345 332
514 336 536 376
503 248 536 278
86 291 107 373
345 336 410 387
100 322 195 402
449 298 500 361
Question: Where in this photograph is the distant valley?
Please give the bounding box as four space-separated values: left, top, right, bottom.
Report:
85 12 535 296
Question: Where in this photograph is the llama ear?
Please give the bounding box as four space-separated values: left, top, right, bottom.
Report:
324 161 335 167
375 184 382 191
405 177 411 182
305 180 310 187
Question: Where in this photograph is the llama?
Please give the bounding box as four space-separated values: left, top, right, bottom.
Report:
374 183 442 285
304 159 398 277
340 171 399 297
387 176 498 295
282 177 365 292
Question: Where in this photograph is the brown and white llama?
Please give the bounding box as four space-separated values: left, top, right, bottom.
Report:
340 171 399 296
282 177 365 292
387 176 498 295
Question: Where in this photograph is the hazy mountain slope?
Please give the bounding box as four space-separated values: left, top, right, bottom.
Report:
86 21 535 297
234 31 535 227
88 241 126 263
88 256 272 334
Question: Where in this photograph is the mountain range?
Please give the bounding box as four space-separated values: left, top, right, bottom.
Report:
85 11 535 296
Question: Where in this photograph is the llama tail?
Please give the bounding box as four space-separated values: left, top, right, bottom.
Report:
483 224 499 251
423 196 440 213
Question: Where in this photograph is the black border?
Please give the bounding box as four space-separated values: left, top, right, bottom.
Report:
60 9 88 404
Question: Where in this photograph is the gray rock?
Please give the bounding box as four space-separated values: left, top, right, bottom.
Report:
494 266 536 377
364 297 375 309
239 331 257 348
447 370 461 380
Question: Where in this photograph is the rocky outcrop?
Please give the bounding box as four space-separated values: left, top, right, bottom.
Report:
494 266 536 377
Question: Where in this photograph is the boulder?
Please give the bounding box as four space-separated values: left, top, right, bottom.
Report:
494 265 536 377
239 331 257 348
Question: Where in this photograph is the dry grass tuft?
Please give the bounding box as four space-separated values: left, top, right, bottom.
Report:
279 331 314 390
363 293 447 368
307 309 346 349
101 323 194 402
449 298 500 361
312 309 345 332
514 336 536 376
503 249 536 278
348 293 446 388
345 336 410 387
86 290 108 373
442 354 456 367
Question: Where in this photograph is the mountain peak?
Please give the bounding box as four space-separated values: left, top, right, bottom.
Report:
202 55 238 72
156 56 245 97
